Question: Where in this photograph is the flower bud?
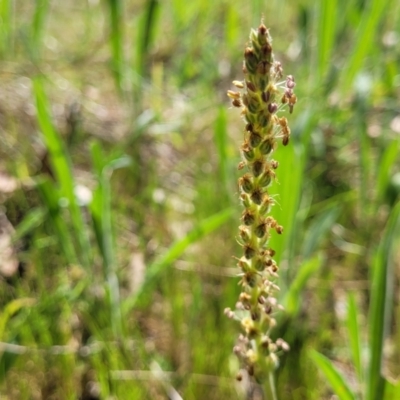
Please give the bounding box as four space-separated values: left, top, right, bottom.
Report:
233 80 244 88
242 210 255 226
244 245 256 259
239 174 253 193
242 145 255 161
240 193 251 208
259 195 274 214
252 160 264 177
258 169 273 187
254 221 267 238
268 102 278 114
232 99 241 108
244 48 258 74
227 90 241 99
249 132 262 147
250 188 263 205
237 257 251 272
261 90 270 103
239 226 251 242
246 80 256 92
259 112 271 128
260 138 274 154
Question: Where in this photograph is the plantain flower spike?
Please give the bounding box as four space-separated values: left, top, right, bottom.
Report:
225 21 296 395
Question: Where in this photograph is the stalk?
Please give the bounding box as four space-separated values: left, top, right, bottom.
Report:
225 21 297 397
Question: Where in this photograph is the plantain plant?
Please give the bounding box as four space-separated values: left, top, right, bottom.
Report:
224 21 297 399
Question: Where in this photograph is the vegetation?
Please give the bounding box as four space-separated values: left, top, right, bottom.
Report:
0 1 399 399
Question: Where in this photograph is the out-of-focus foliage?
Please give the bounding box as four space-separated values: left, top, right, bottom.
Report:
0 0 399 399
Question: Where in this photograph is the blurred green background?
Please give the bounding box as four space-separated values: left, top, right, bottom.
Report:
0 0 400 399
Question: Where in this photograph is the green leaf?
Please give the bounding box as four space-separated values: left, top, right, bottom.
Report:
317 0 338 80
309 349 356 400
32 0 50 52
367 201 400 400
302 206 341 260
377 139 400 202
0 298 36 340
0 349 18 385
384 378 400 400
343 0 390 90
135 0 160 78
33 78 91 268
11 207 46 243
35 177 77 265
105 0 124 92
0 0 12 56
89 140 131 337
346 292 363 385
283 254 322 316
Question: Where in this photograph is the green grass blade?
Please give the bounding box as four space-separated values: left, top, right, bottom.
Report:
135 0 160 78
121 208 234 315
35 177 77 265
225 4 239 50
384 378 400 400
283 254 322 316
354 79 373 216
343 0 390 89
301 206 341 260
309 349 357 400
0 0 11 57
105 0 123 92
269 142 304 268
0 350 18 385
33 78 72 196
89 141 131 336
33 78 91 268
367 201 400 400
377 139 400 202
317 0 337 80
32 0 50 52
346 292 363 386
11 207 46 243
0 298 36 340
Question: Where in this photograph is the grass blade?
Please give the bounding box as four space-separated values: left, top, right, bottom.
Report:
135 0 160 78
121 208 234 315
35 177 77 265
384 378 400 400
0 0 12 56
283 254 322 316
353 76 373 217
367 201 400 400
301 206 341 260
0 298 36 340
309 349 356 400
33 78 91 268
376 139 400 202
343 0 390 89
346 292 363 387
32 0 50 53
89 141 131 336
317 0 338 80
302 204 340 260
105 0 123 92
11 207 46 243
269 142 304 268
